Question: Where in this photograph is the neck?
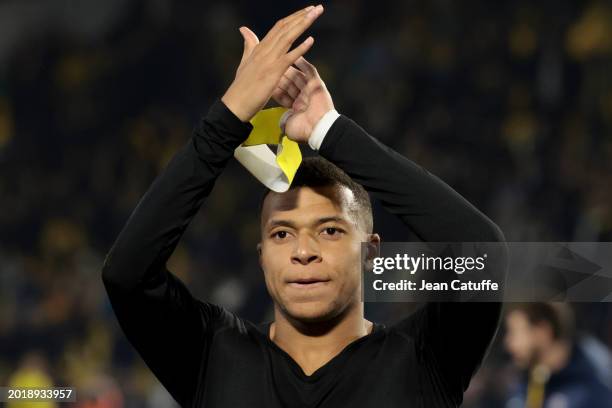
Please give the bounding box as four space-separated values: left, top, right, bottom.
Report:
269 302 373 375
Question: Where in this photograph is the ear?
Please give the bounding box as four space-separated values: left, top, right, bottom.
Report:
256 242 266 273
367 233 381 260
534 321 555 344
363 233 381 268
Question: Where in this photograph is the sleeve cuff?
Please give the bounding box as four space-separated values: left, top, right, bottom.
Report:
205 99 254 141
308 109 340 151
192 99 254 166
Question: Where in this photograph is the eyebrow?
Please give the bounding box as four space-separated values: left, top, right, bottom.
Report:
266 216 350 230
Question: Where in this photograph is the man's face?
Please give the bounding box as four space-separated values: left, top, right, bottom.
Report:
258 185 377 323
504 311 549 369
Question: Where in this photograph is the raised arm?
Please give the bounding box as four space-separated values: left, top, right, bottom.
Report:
277 57 507 405
101 6 324 405
101 100 252 405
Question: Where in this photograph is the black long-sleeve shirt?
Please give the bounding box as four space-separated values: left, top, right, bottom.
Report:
102 99 506 408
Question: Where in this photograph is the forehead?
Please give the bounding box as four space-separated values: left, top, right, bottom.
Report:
261 185 356 226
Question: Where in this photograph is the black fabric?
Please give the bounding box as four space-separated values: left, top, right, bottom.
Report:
102 100 506 407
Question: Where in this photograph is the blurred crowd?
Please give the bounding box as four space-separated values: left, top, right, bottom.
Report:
0 0 611 406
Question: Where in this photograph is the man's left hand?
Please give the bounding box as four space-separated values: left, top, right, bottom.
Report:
272 57 335 143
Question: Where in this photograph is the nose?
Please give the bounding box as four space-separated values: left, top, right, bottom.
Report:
291 233 322 265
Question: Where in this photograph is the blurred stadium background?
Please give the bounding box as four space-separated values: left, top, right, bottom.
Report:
0 0 611 406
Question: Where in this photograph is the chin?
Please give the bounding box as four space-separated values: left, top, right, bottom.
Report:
282 300 339 324
513 357 530 370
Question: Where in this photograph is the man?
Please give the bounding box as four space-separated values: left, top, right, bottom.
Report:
102 5 506 407
504 303 612 408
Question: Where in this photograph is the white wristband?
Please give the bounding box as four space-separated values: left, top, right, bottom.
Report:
308 109 340 151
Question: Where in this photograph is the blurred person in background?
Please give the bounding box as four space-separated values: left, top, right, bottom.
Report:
504 302 612 408
75 374 123 408
6 351 56 408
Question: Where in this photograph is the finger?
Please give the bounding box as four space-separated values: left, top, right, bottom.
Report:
283 36 315 67
293 97 308 112
294 56 318 79
278 75 300 99
272 87 294 108
293 92 309 111
264 6 315 43
302 78 326 101
273 5 323 56
284 66 308 90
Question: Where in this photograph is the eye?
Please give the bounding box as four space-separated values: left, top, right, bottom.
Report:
271 230 289 240
322 227 344 237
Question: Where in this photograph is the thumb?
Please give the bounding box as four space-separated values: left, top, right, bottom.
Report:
279 109 294 135
239 26 259 57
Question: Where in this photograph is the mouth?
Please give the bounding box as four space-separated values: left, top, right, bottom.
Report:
287 278 331 289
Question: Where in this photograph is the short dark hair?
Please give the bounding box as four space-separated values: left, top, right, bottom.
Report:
258 156 373 233
508 302 575 341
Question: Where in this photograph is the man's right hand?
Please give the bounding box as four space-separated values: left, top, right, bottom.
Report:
221 5 324 122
